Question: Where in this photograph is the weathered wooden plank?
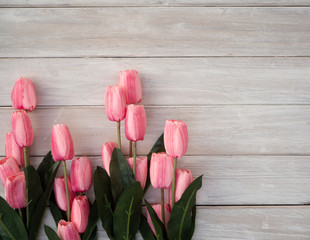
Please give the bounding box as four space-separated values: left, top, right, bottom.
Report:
1 57 310 106
38 206 310 239
1 8 309 57
0 106 310 156
1 155 307 205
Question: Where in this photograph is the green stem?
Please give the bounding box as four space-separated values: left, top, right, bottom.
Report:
161 188 165 226
18 209 23 219
117 121 121 150
62 161 71 221
133 142 137 178
23 146 30 167
171 157 177 209
0 217 16 240
129 141 132 157
26 189 29 229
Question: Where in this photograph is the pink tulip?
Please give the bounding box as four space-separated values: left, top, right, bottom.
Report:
71 195 90 233
0 157 20 186
71 156 92 192
58 220 81 240
54 176 75 211
102 142 118 176
104 85 126 122
11 110 34 147
11 77 37 112
127 157 147 189
5 172 26 209
146 204 171 235
164 120 188 158
118 70 142 104
51 124 75 161
5 132 24 167
125 104 146 142
150 152 174 189
169 169 193 205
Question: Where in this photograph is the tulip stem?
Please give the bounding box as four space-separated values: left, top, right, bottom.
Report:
62 161 71 221
117 121 121 150
129 141 132 157
133 142 136 177
18 209 23 219
171 157 177 209
23 147 30 167
161 188 165 225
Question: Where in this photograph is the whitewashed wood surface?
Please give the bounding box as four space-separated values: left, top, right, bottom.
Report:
0 1 310 239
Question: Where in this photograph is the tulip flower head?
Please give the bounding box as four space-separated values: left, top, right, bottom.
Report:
127 157 147 189
11 110 34 147
104 85 126 122
169 169 193 205
11 77 37 112
51 124 75 161
118 69 142 104
5 132 24 167
71 195 90 233
125 104 146 142
164 120 188 159
54 176 75 211
5 172 26 209
58 220 81 240
146 204 171 235
102 142 118 176
71 156 92 192
0 157 20 186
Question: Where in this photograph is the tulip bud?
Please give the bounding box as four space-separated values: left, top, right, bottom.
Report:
125 104 146 142
146 204 171 235
11 77 37 112
164 120 188 158
51 124 75 161
169 169 193 205
5 132 24 167
102 142 118 176
126 157 147 189
71 195 90 233
71 156 92 192
104 85 126 122
54 176 75 211
57 220 81 240
150 152 174 189
0 157 20 186
11 110 34 147
118 70 142 104
5 172 26 209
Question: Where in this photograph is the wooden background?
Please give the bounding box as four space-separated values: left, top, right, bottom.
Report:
1 1 310 239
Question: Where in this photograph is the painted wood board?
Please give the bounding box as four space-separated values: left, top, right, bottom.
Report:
1 57 310 106
1 7 310 57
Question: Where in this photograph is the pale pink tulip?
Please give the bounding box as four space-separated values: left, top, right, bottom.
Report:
118 70 142 104
104 85 126 122
11 110 34 147
102 142 118 176
51 124 74 161
5 132 24 167
0 157 20 186
164 120 188 158
71 156 92 192
71 195 90 233
146 204 171 235
11 77 37 112
125 104 146 142
150 152 174 189
57 220 81 240
54 176 75 211
169 169 193 205
127 157 147 189
5 172 26 209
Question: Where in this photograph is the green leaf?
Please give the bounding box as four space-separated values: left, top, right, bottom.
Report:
37 151 54 188
188 205 196 239
110 148 135 203
113 182 143 240
167 175 203 240
144 133 165 194
28 161 60 240
93 167 114 239
139 215 156 240
144 200 167 240
0 197 28 240
44 225 60 240
49 201 65 226
82 200 99 240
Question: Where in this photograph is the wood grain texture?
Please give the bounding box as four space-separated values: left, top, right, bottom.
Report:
1 106 310 156
1 57 310 106
37 206 310 240
1 7 310 57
